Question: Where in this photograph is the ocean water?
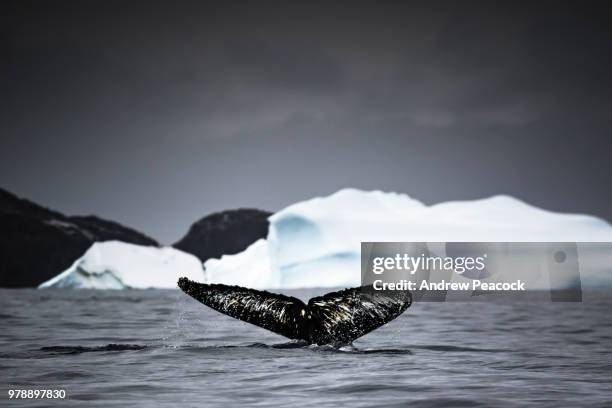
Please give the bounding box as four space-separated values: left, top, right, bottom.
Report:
1 289 611 407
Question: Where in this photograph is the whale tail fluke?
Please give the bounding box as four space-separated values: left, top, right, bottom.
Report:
178 278 307 340
177 277 411 345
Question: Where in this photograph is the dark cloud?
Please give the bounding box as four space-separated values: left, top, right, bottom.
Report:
1 1 611 243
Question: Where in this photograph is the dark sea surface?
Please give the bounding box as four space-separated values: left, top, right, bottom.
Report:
1 289 611 407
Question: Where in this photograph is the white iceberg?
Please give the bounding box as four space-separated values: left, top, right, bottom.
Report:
205 189 612 289
39 241 204 289
201 239 276 288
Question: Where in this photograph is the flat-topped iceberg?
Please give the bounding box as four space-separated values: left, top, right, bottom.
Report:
39 241 204 289
205 189 612 289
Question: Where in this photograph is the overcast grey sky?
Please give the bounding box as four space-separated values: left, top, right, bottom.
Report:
2 1 611 243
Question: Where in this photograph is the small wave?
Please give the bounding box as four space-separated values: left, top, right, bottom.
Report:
269 341 311 349
41 344 148 355
83 296 143 303
34 370 94 380
346 348 413 355
407 344 509 353
250 342 412 354
178 341 310 351
251 342 413 354
552 328 594 335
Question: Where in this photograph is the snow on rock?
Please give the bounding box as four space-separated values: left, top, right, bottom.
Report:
39 241 204 289
204 188 612 289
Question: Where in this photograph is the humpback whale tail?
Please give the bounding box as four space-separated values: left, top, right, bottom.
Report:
177 277 412 345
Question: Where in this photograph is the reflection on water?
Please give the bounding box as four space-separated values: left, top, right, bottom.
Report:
1 289 611 407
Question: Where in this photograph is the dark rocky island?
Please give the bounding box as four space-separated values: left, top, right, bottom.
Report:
0 188 159 287
173 209 271 262
0 187 272 288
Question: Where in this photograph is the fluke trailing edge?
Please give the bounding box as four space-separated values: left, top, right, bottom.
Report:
177 277 412 345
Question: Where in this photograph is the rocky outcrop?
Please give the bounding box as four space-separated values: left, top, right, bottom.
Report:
0 188 159 287
173 209 271 262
